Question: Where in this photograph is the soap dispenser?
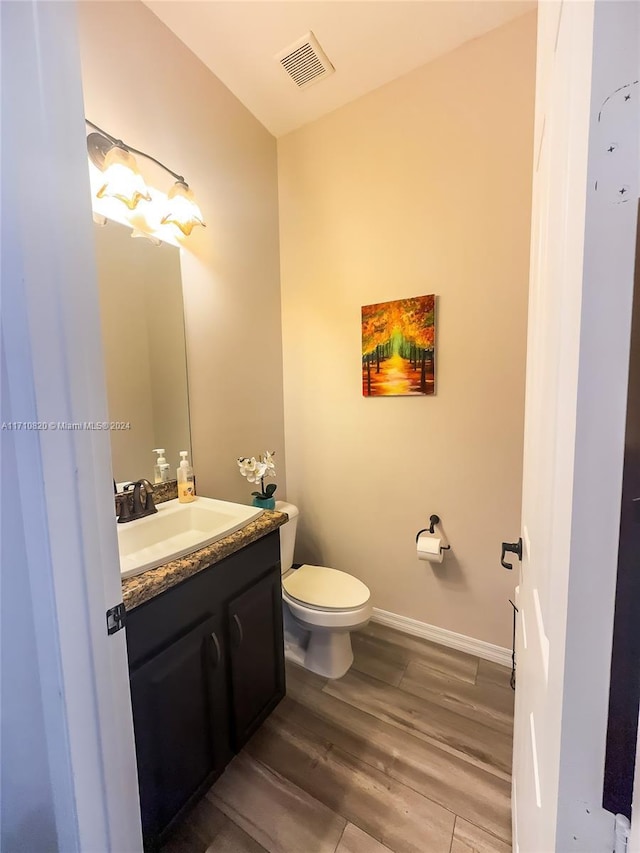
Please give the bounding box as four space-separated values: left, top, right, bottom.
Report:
153 448 171 484
177 451 195 503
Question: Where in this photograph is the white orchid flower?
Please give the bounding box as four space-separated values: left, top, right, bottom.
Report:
237 457 258 479
263 451 276 477
238 450 278 501
252 461 268 482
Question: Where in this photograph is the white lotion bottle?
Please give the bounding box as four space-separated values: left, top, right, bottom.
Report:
153 448 171 484
177 451 195 503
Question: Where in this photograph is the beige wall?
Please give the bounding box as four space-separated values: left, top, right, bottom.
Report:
78 1 286 503
278 13 536 647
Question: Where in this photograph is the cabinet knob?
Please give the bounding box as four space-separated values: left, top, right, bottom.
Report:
210 631 221 667
232 614 244 647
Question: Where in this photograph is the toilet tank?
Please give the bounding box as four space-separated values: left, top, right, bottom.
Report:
275 501 299 573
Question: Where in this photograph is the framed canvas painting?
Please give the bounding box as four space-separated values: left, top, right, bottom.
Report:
362 294 435 396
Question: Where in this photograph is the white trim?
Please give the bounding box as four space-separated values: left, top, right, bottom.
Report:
554 1 638 848
370 608 512 668
1 3 142 850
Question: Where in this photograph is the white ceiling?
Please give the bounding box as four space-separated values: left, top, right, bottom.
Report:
145 1 535 137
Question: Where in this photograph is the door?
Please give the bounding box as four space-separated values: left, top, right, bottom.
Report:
511 6 593 850
513 2 639 851
228 569 285 749
2 3 144 851
130 613 229 845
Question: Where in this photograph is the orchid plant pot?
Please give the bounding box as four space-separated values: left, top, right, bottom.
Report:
251 495 276 510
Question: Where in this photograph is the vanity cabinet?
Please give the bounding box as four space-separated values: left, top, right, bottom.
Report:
129 612 230 842
228 570 286 749
125 531 284 850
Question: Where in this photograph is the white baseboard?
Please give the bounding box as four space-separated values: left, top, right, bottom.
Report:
370 607 512 668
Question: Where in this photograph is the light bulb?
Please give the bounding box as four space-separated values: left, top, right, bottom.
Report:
96 146 151 211
161 181 206 236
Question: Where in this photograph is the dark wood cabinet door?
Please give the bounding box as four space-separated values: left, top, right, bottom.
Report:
129 612 230 845
228 569 285 749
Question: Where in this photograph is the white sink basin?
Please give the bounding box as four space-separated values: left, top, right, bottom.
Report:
117 496 263 579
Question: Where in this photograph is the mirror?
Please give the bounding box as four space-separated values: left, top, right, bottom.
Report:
94 221 191 484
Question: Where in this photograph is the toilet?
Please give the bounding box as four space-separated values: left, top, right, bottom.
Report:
276 501 372 679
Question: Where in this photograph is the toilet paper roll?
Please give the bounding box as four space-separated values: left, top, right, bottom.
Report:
417 532 444 564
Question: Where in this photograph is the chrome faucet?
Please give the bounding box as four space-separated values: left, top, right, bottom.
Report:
116 479 158 523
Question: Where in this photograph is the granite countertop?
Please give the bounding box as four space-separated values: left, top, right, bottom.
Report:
121 509 288 611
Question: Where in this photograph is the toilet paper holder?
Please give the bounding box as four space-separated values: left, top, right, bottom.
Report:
415 515 451 553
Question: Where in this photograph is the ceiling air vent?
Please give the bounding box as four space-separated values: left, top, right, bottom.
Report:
276 31 334 90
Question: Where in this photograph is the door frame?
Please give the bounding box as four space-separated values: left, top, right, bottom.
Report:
553 0 639 846
2 2 142 850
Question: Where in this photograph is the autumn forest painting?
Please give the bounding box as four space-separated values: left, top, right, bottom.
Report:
362 294 436 396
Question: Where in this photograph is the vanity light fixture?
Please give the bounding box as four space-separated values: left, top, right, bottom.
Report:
86 120 206 236
87 127 151 210
97 145 151 210
161 181 206 237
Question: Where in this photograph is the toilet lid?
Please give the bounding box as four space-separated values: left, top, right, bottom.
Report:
282 564 370 610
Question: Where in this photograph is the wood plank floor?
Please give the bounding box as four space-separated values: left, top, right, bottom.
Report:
162 623 514 853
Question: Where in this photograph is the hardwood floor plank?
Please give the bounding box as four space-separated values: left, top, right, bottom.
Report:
323 669 512 780
208 752 346 853
351 632 409 687
476 660 514 691
359 623 479 684
160 788 267 853
273 694 511 844
285 662 332 711
161 797 229 853
274 695 392 775
450 818 512 853
285 661 328 693
399 659 514 735
205 821 269 853
246 713 455 853
335 823 394 853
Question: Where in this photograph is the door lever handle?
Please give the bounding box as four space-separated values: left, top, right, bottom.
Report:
501 538 523 570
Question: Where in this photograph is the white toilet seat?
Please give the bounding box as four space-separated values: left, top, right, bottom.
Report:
282 564 370 611
283 595 364 613
282 589 372 629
